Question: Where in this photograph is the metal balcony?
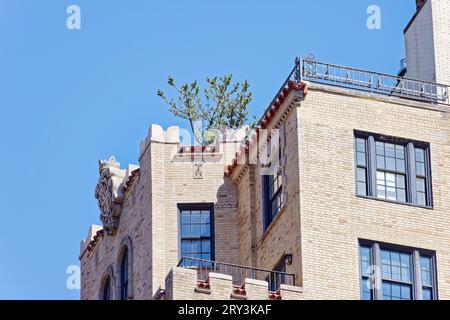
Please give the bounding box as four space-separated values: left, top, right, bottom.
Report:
178 257 295 292
296 56 449 105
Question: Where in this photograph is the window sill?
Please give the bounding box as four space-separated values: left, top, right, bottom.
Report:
356 195 434 210
259 205 287 247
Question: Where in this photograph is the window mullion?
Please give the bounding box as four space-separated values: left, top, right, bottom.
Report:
407 142 417 204
413 250 423 300
368 136 377 197
373 243 383 300
425 147 433 207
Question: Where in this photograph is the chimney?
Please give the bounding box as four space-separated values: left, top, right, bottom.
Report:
404 0 450 85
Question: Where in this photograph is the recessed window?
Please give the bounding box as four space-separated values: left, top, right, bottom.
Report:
120 247 129 300
263 135 284 229
179 204 214 266
359 241 437 300
268 258 286 292
102 276 112 300
355 132 432 207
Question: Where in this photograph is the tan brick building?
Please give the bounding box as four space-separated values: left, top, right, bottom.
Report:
80 0 450 300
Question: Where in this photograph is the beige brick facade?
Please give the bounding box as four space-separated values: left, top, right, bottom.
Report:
80 1 450 300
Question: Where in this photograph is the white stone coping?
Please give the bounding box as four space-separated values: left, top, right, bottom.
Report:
208 273 233 281
280 284 303 293
244 278 269 287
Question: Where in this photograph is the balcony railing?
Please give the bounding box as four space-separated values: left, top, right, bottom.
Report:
178 257 295 292
297 57 450 105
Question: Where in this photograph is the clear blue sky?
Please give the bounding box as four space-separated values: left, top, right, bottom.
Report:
0 0 416 299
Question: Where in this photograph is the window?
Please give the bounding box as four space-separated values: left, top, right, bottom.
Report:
120 247 129 300
102 276 112 300
263 135 284 229
355 132 432 207
359 241 437 300
179 204 214 266
268 258 286 292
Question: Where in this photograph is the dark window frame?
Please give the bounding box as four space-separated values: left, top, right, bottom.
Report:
359 240 438 300
102 275 112 300
178 203 215 263
119 247 129 300
262 135 284 230
354 131 433 208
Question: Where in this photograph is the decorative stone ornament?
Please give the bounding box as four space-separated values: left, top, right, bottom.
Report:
193 161 204 179
95 156 126 236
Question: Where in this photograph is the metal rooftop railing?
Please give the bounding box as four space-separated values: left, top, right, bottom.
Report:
290 56 450 106
178 257 295 292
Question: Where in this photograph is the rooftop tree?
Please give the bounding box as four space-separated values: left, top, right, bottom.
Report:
157 74 253 145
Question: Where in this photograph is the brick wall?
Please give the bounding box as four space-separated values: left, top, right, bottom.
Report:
296 84 450 299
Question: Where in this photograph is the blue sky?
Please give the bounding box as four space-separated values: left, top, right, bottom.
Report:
0 0 416 299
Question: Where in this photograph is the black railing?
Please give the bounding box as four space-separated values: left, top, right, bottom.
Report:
178 257 295 292
298 57 450 105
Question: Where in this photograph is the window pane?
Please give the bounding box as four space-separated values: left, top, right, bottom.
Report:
422 288 432 300
396 145 405 159
376 142 385 155
396 159 406 173
386 187 396 201
360 246 372 274
416 162 426 176
191 224 201 237
415 148 425 162
421 256 432 286
356 138 366 152
391 283 401 299
357 182 367 196
181 225 190 237
181 240 191 254
400 253 412 282
382 282 391 300
377 171 385 184
362 281 372 300
397 189 406 203
201 211 211 223
396 175 406 189
385 143 396 157
191 240 201 253
201 224 210 237
357 152 366 166
357 168 366 182
377 155 385 169
201 239 211 253
191 211 201 223
377 185 386 199
385 173 396 187
181 212 190 224
416 178 426 193
401 285 412 300
417 192 426 206
386 157 396 171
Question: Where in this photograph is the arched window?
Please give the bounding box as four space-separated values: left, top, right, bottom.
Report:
99 265 115 300
102 275 112 300
120 247 129 300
